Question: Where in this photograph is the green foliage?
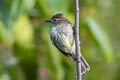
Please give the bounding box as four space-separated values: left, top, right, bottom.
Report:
0 0 120 80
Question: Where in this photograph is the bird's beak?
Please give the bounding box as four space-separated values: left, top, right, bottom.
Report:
45 19 53 23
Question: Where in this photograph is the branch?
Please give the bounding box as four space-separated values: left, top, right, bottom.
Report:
74 0 82 80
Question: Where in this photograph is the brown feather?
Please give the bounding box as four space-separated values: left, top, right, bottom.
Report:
51 13 65 19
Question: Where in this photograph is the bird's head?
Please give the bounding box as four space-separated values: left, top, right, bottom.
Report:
45 13 70 24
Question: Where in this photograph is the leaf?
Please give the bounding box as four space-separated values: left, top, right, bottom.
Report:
48 0 69 13
13 14 33 47
0 19 10 45
86 18 114 62
37 0 69 17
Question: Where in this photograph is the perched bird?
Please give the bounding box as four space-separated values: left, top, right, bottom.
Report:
45 13 90 74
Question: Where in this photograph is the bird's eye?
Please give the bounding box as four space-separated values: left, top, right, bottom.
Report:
53 19 56 22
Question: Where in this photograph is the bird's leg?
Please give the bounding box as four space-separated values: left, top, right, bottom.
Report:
72 56 81 62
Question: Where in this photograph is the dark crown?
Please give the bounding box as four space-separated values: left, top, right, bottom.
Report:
51 13 65 19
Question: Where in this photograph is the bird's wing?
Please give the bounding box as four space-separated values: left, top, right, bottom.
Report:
67 24 75 47
50 32 73 57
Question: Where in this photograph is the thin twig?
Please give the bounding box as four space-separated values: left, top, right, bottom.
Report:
74 0 82 80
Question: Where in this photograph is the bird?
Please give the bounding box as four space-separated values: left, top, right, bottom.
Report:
45 13 90 74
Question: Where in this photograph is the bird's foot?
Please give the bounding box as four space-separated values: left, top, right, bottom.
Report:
74 56 81 62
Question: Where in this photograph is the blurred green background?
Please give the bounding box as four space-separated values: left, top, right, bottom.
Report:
0 0 120 80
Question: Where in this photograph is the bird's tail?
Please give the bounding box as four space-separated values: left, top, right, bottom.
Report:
72 55 90 74
80 55 90 74
68 54 90 74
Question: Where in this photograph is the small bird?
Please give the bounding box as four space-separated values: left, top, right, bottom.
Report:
45 13 90 74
